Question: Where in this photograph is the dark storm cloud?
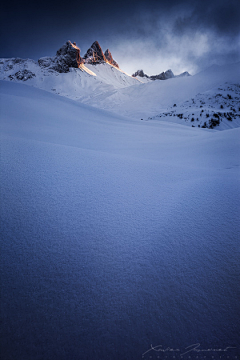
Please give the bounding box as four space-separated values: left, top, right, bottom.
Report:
172 0 240 36
1 0 240 73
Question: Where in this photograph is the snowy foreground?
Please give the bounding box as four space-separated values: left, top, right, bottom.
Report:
0 77 240 360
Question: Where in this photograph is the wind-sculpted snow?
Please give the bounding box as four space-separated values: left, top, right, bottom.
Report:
1 80 239 359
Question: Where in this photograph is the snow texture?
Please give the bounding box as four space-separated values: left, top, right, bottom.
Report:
0 58 240 359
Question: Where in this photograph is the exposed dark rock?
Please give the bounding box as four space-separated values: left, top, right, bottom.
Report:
13 58 27 64
132 69 149 78
9 69 36 81
38 40 83 73
150 69 174 80
4 40 121 74
83 41 106 64
104 49 119 68
133 69 191 81
56 41 82 67
132 69 175 80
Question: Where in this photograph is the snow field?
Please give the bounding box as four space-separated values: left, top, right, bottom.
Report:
1 67 240 359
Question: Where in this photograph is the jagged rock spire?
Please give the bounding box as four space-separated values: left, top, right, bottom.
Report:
56 40 83 68
83 41 106 64
132 70 148 78
132 69 175 80
38 40 83 73
104 49 119 68
83 41 119 67
38 40 121 72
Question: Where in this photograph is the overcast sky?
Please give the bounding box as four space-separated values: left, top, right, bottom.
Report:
1 0 240 75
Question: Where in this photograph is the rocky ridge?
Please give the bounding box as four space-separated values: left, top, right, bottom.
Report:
83 41 119 67
1 40 121 82
83 41 106 64
1 39 190 81
104 49 119 68
37 40 119 72
147 83 240 129
38 41 83 73
132 69 191 81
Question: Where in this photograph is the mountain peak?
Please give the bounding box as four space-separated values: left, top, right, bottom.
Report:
38 40 83 73
175 71 191 78
132 68 190 81
150 69 174 80
132 69 176 82
37 40 121 71
132 69 148 78
83 41 106 64
104 49 119 68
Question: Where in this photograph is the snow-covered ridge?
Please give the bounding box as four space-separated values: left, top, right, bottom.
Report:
0 39 136 85
148 83 240 130
38 40 120 71
132 69 191 81
87 62 240 129
0 40 141 103
1 41 240 131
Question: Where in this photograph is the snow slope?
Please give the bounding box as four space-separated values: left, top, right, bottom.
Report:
90 62 240 120
1 56 240 130
1 80 239 359
0 56 140 103
149 83 240 130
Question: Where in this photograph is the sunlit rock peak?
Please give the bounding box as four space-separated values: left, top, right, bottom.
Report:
38 40 83 73
104 49 119 68
56 40 82 67
83 41 106 64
